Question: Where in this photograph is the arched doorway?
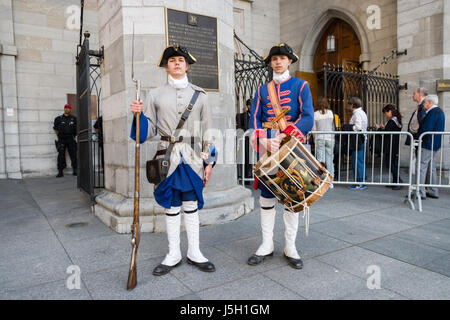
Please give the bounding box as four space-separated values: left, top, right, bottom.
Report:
313 18 362 72
296 10 369 123
297 9 399 129
315 18 362 124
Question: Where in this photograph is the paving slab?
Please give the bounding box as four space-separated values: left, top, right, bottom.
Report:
170 246 260 293
311 219 387 244
340 288 408 300
0 250 73 293
0 279 92 300
0 229 66 262
81 258 193 300
316 246 450 299
196 274 304 300
61 233 138 274
394 220 450 252
263 259 368 300
270 227 353 260
359 235 449 275
47 210 116 243
212 236 288 273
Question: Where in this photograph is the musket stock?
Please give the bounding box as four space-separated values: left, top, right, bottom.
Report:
127 23 141 291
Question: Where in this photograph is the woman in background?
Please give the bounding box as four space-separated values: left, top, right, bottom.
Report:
313 97 335 178
376 104 403 190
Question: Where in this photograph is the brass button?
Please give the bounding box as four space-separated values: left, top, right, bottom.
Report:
178 112 182 114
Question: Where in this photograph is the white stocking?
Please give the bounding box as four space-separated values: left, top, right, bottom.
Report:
283 210 301 259
161 206 182 266
255 197 276 256
183 201 208 263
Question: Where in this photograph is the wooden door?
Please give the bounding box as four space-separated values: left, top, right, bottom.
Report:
314 19 362 73
314 19 362 123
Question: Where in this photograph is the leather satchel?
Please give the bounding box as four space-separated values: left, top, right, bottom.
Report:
146 90 200 185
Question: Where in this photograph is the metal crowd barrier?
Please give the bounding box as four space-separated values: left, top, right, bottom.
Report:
309 131 416 210
310 131 414 184
414 132 450 212
236 130 449 212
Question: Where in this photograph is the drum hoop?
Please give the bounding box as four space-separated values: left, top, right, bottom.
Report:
256 136 297 171
254 135 333 212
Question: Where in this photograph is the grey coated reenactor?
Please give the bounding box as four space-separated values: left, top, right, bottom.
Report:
130 45 218 276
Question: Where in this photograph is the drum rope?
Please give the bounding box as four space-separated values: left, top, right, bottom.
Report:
303 203 310 237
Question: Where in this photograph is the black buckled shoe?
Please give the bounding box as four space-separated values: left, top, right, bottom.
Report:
187 258 216 272
247 252 274 266
426 193 439 199
152 260 182 276
284 253 303 270
56 171 63 178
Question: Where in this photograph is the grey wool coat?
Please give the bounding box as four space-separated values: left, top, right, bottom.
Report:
140 82 216 179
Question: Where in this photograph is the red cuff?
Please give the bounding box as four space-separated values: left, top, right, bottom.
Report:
283 125 305 143
254 129 266 139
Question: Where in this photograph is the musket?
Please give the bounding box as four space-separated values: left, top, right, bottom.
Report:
127 23 141 291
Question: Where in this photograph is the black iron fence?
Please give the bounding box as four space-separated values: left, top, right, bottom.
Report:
234 53 272 114
76 31 104 203
320 64 400 128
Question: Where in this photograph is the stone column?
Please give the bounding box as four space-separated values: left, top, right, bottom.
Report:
0 0 22 179
94 0 253 233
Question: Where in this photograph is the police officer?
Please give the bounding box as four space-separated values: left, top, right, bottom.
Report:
53 104 77 177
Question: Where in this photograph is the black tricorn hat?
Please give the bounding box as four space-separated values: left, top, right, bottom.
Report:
263 43 299 65
158 44 197 67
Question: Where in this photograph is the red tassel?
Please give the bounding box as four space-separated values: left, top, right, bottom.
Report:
253 177 259 190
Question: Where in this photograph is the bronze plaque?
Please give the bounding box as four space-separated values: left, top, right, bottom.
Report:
166 8 219 91
437 80 450 92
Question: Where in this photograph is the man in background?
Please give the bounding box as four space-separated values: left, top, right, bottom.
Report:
236 99 252 131
416 94 445 199
347 97 368 190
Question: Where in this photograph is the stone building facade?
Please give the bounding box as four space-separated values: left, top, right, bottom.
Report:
1 0 449 230
0 0 99 179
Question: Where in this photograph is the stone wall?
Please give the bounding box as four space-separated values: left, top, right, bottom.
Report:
397 0 450 131
1 0 21 179
280 0 398 75
233 0 280 58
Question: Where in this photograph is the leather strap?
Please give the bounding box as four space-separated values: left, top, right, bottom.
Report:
267 81 288 132
160 90 200 166
157 136 198 157
263 121 295 130
161 136 184 143
184 208 198 214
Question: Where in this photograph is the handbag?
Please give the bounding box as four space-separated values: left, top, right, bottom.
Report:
146 90 200 185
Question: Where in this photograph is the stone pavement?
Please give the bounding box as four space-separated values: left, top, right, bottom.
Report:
0 176 449 300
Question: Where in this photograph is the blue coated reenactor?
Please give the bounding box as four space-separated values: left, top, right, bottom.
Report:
248 43 314 270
